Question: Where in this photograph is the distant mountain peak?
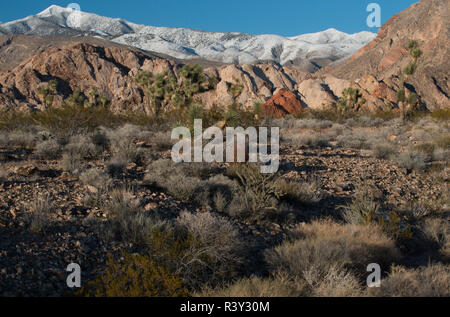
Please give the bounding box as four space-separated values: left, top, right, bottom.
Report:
0 5 376 70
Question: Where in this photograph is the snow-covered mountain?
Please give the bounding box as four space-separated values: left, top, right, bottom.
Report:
0 5 376 67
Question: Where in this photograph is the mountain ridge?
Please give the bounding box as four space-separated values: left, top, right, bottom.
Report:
0 5 376 70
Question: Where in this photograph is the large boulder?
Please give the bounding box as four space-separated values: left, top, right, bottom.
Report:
263 88 304 118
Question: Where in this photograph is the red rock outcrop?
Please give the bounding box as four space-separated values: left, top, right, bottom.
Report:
263 89 304 118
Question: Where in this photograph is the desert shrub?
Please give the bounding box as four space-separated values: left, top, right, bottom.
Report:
91 130 109 150
337 130 369 149
106 157 126 178
435 135 450 150
0 132 9 148
80 168 112 192
287 133 331 148
0 170 7 183
421 217 450 260
60 152 82 174
308 265 363 297
27 194 54 234
106 188 166 244
151 131 173 151
213 191 228 213
65 135 101 159
372 142 397 159
265 220 401 279
345 116 384 128
32 105 123 138
368 264 450 297
394 151 426 171
415 142 436 157
106 125 147 165
431 108 450 121
225 194 249 218
175 211 245 286
276 179 322 205
35 139 62 159
144 159 177 186
341 190 381 225
195 174 241 209
229 164 283 218
293 119 333 130
80 252 189 297
8 131 36 148
166 175 202 202
198 273 306 297
432 148 449 162
341 189 413 240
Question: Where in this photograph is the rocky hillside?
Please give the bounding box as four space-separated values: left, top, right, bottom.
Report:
0 36 349 112
0 0 447 113
328 0 449 111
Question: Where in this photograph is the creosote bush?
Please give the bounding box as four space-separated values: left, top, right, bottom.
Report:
368 264 450 297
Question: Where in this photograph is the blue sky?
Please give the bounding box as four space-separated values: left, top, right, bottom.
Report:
1 0 418 36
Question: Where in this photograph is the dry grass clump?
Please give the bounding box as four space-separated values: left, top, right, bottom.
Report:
35 139 62 159
336 130 369 149
394 151 426 171
106 156 126 178
60 152 82 175
7 131 36 148
27 194 54 234
261 220 397 297
65 135 101 159
0 169 7 183
276 178 322 205
176 211 245 286
297 220 399 266
80 168 113 192
307 265 363 297
368 264 450 297
0 132 9 148
287 133 331 148
198 273 306 297
372 142 397 159
105 187 166 244
421 217 450 260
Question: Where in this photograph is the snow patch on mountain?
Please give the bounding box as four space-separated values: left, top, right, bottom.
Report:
0 5 376 67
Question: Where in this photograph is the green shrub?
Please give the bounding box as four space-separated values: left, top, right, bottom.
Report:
79 252 189 297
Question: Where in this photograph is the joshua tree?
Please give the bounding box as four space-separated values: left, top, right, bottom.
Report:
337 87 366 118
36 79 58 108
67 88 85 107
397 40 423 122
135 64 215 116
227 78 244 104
